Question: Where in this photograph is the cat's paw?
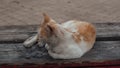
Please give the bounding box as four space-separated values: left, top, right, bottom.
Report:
23 34 38 48
38 41 46 47
23 36 36 48
45 44 49 50
23 41 33 48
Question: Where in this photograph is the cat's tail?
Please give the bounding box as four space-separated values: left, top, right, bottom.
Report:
23 34 38 47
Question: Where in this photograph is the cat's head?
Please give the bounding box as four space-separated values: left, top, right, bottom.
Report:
38 13 69 45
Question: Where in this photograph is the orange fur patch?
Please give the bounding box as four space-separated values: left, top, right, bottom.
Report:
72 33 81 43
73 22 96 45
39 28 47 38
43 13 50 23
39 21 58 38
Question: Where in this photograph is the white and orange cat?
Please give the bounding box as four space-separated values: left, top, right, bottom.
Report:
23 13 96 59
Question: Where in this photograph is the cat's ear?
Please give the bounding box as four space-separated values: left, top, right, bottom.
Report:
43 13 51 24
40 13 51 27
46 23 56 34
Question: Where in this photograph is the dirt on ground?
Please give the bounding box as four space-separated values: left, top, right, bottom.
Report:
0 0 120 26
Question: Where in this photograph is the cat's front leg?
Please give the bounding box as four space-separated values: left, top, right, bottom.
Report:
23 34 38 47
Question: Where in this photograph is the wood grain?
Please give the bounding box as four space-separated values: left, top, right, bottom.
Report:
0 41 119 64
0 23 120 43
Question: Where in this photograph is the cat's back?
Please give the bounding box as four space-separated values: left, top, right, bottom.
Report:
62 20 95 33
62 20 96 47
61 20 78 32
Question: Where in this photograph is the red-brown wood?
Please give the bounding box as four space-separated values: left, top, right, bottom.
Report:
0 60 120 68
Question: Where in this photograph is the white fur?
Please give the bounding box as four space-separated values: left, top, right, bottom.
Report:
48 38 84 59
62 20 77 32
46 20 92 59
47 36 89 59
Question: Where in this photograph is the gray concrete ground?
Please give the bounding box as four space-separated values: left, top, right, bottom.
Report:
0 0 120 26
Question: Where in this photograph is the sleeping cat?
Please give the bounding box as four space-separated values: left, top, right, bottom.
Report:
23 13 96 59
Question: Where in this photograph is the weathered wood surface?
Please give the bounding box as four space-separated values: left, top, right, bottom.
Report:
0 23 120 64
0 23 120 43
0 41 119 64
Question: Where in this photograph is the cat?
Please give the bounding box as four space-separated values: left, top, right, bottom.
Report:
23 13 96 59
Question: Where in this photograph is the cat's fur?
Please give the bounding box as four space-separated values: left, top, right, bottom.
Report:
23 13 96 59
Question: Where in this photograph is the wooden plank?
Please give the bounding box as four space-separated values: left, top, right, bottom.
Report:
0 23 120 43
0 23 120 37
0 23 119 65
0 41 119 64
0 25 38 43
